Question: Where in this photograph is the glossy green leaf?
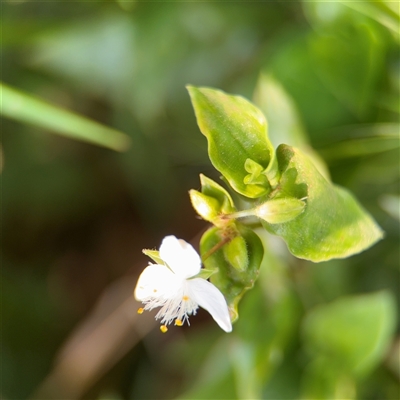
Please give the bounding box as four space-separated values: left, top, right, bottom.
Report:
302 291 397 376
187 86 274 198
1 83 131 151
200 225 264 322
264 145 383 261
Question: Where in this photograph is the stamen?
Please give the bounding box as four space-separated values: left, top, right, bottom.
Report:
160 325 168 333
182 296 189 301
175 319 183 326
137 307 144 314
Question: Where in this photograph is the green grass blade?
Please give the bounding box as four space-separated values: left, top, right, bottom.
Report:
1 83 131 151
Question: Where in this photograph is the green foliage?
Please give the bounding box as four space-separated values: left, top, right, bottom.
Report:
318 123 400 161
2 2 398 400
265 144 384 261
253 74 330 180
306 4 386 118
200 225 264 322
303 291 396 377
188 86 383 263
302 291 397 399
312 0 400 40
187 86 274 198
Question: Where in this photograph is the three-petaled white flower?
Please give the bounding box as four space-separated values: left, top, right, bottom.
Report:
134 235 232 333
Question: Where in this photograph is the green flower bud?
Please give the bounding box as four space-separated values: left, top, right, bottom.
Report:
255 197 306 224
223 235 249 272
200 226 264 323
189 190 220 223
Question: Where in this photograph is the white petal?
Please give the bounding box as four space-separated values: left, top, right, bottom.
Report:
159 235 201 278
187 278 232 332
134 264 181 301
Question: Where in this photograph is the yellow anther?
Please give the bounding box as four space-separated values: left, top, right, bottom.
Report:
160 325 168 333
137 308 144 314
175 319 183 326
182 295 189 301
153 289 157 293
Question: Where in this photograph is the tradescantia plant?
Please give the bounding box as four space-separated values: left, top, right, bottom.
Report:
135 86 383 330
186 86 383 322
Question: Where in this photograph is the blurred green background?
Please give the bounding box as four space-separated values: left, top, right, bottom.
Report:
2 1 399 399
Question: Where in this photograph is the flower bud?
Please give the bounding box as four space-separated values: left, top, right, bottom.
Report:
223 235 249 272
255 197 306 224
189 190 220 223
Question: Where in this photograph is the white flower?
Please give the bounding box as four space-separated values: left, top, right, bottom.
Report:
134 235 232 333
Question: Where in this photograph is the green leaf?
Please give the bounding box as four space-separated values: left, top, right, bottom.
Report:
177 338 238 400
339 0 400 38
230 338 263 399
199 174 236 215
253 74 309 150
317 124 400 161
200 225 264 322
307 13 385 118
379 194 400 221
1 83 131 151
234 232 303 397
264 145 383 261
193 268 216 280
187 86 274 198
301 357 356 400
253 74 330 180
27 14 136 103
302 291 397 376
243 159 269 187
